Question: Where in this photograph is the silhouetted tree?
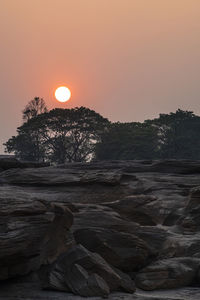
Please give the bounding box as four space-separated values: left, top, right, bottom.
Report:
149 109 200 159
5 106 109 163
22 97 48 122
95 122 159 160
41 107 109 163
4 115 47 161
5 102 200 163
4 97 48 161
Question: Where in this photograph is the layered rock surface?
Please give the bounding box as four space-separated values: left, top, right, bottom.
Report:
1 159 200 299
136 257 200 290
0 193 73 280
40 244 135 297
0 157 49 171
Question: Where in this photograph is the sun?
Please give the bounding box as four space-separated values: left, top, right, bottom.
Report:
55 86 71 102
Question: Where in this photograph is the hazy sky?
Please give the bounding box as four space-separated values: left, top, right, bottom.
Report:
1 0 200 153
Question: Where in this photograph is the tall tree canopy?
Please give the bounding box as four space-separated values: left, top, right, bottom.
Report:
40 107 109 163
5 106 109 163
5 101 200 162
148 109 200 159
5 115 47 162
95 122 159 160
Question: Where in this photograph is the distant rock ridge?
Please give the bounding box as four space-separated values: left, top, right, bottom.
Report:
0 157 50 171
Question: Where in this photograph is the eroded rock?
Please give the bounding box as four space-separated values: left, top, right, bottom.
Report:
105 195 159 226
181 186 200 232
40 244 135 297
0 193 73 280
0 157 49 171
74 228 150 272
1 160 200 298
136 257 200 290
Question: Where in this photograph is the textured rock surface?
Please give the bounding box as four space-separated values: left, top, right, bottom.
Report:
136 257 200 290
74 228 150 272
180 186 200 232
105 195 159 226
40 244 135 296
1 160 200 299
0 157 49 170
0 192 73 280
0 167 123 186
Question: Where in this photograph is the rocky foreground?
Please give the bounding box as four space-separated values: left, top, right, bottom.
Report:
1 159 200 299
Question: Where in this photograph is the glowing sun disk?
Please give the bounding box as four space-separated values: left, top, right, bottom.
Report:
55 86 71 102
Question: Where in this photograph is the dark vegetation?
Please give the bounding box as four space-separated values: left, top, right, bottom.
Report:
4 97 200 162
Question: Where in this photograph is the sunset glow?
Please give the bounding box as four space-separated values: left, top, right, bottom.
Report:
1 0 200 154
55 86 71 103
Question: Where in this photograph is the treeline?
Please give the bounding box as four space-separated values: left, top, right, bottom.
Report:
4 97 200 162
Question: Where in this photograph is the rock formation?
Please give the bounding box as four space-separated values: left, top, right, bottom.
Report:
0 194 73 280
40 244 135 297
1 159 200 299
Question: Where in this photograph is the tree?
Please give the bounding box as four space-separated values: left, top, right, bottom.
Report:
4 115 47 161
22 97 48 122
5 106 109 163
4 97 48 161
95 122 159 160
7 101 200 163
149 109 200 159
40 107 109 163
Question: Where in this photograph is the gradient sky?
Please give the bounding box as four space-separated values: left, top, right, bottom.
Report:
1 0 200 153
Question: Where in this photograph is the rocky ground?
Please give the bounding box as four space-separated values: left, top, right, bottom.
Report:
1 159 200 299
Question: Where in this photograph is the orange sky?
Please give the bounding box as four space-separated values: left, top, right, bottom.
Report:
1 0 200 153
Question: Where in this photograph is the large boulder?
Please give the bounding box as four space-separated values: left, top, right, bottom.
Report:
136 257 200 290
0 191 73 280
72 203 169 256
72 203 139 233
40 244 135 297
105 195 159 226
181 187 200 232
161 233 200 258
74 228 151 272
136 226 170 255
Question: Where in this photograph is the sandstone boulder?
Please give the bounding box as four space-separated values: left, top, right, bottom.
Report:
181 186 200 232
74 228 150 272
72 203 139 233
0 192 73 280
40 244 135 297
136 257 200 290
105 195 159 226
72 203 169 255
